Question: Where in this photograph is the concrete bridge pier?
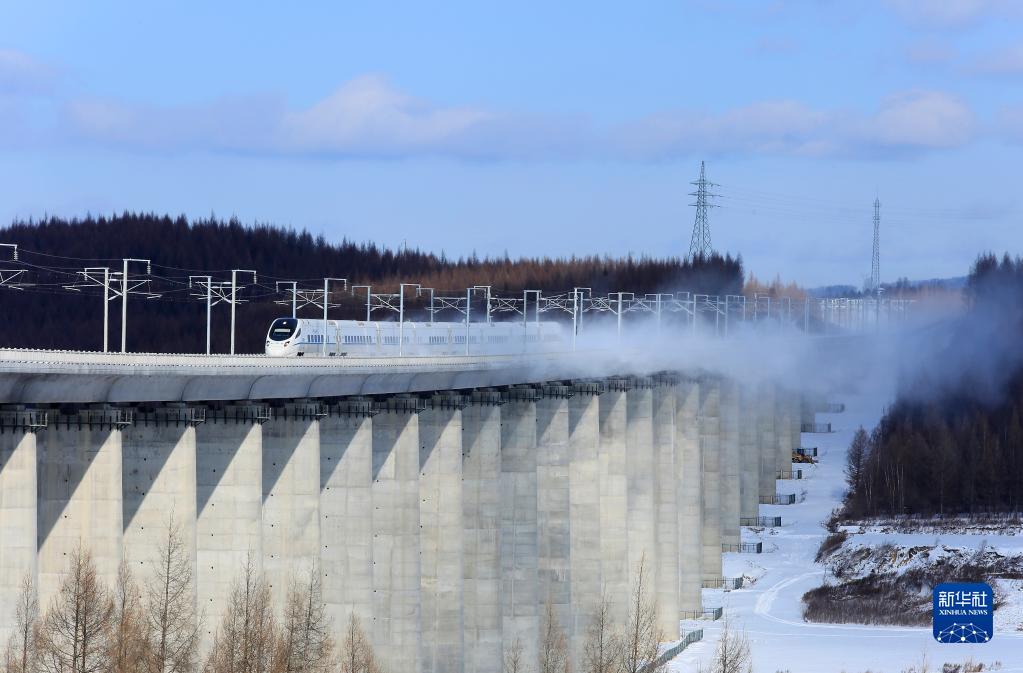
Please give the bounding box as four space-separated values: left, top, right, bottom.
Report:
757 383 777 500
499 390 539 666
419 394 466 673
651 376 679 631
737 385 759 520
599 381 630 627
675 378 702 615
624 380 656 620
536 387 571 651
568 383 601 665
122 406 199 600
319 400 374 637
370 398 423 673
775 390 794 476
699 379 722 583
196 404 266 644
0 411 41 643
462 393 503 673
719 380 741 549
263 403 322 608
38 409 125 612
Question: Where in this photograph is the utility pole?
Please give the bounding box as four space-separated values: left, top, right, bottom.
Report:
276 281 298 318
189 276 214 355
871 197 881 294
688 161 719 261
323 277 348 356
398 283 420 356
351 285 372 321
230 270 257 355
120 258 151 353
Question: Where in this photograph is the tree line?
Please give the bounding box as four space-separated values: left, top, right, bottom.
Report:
0 214 743 353
841 254 1023 518
2 519 380 673
4 530 690 673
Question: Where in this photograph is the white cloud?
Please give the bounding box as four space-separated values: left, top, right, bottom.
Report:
884 0 1019 27
0 48 57 95
904 39 958 65
864 90 975 150
612 90 976 160
65 75 585 161
971 43 1023 75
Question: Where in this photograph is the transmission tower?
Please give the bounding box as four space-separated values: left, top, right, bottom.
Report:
871 197 880 294
688 161 719 261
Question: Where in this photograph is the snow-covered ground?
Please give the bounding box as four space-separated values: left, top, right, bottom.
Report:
667 384 1023 673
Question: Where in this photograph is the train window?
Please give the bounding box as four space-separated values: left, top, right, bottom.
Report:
268 318 298 341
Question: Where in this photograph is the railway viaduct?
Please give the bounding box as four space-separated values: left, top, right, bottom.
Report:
0 346 815 672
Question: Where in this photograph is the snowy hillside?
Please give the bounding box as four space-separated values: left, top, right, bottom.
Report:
667 384 1023 673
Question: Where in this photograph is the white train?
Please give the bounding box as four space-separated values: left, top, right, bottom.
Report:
264 317 566 357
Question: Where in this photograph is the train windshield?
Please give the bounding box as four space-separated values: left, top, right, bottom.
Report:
268 318 298 341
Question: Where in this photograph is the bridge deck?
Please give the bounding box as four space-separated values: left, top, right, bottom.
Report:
0 348 629 404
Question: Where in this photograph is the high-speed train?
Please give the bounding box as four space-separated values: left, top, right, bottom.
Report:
265 318 566 357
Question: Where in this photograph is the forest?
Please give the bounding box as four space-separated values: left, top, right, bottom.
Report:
841 254 1023 517
0 214 744 353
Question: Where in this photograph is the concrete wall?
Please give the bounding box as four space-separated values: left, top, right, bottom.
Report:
263 405 321 608
419 399 465 673
675 379 702 613
568 389 602 665
719 380 741 548
462 398 503 673
758 383 777 498
195 406 264 645
653 381 680 633
0 372 787 671
598 386 629 626
0 426 37 641
38 413 124 612
500 396 539 666
122 410 197 602
320 405 374 636
699 379 722 582
737 385 760 520
371 406 422 673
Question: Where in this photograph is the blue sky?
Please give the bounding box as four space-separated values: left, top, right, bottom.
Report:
1 1 1022 286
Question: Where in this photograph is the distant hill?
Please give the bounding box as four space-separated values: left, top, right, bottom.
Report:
0 213 743 353
809 276 967 298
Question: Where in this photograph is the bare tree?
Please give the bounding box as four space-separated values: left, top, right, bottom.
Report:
109 560 148 673
619 553 663 673
203 556 276 673
538 599 568 673
710 618 751 673
144 517 201 673
273 569 334 673
582 593 618 673
503 638 527 673
3 574 39 673
337 613 379 673
36 543 114 673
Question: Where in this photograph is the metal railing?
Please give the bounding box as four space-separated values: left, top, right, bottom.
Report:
760 493 796 505
741 515 782 527
641 629 704 672
777 469 803 480
794 446 818 457
0 409 48 432
702 577 744 591
680 607 723 621
823 402 845 413
801 422 832 433
723 541 763 553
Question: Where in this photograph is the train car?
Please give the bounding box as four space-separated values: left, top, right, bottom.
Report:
264 318 565 357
